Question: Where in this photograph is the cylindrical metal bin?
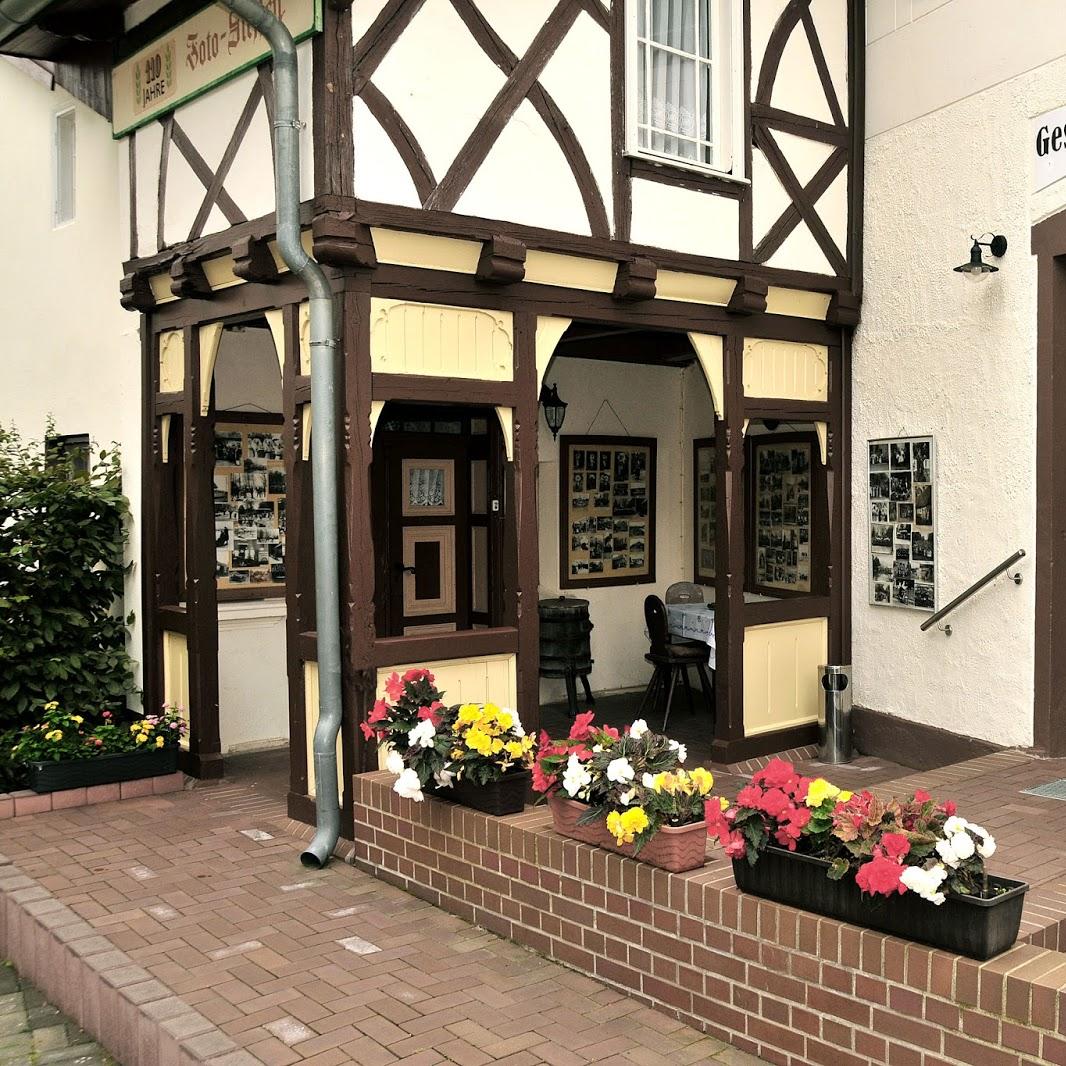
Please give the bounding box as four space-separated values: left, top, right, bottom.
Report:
819 664 852 764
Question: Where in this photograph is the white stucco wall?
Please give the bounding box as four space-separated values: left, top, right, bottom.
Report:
537 356 716 702
853 40 1066 746
0 61 144 703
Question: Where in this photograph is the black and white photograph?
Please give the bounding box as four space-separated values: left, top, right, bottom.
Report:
562 437 655 587
214 431 242 467
248 431 282 461
754 442 813 592
869 436 936 612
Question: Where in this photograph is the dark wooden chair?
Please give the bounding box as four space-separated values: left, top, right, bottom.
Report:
638 595 714 732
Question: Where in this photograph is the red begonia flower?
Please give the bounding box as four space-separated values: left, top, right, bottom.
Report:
881 833 910 861
855 853 906 896
568 710 596 741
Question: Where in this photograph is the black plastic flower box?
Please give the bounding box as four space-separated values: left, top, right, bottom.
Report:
732 845 1028 960
27 749 180 793
427 768 531 816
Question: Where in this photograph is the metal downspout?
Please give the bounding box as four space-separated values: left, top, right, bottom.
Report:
217 0 343 867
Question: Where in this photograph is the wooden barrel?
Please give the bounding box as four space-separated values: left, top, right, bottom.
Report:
538 597 594 679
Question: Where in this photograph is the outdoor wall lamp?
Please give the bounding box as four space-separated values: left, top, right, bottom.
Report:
953 233 1008 281
539 382 568 440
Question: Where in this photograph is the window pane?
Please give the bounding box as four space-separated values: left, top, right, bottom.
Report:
649 0 695 52
637 40 648 126
649 46 697 138
54 110 75 226
701 63 713 146
699 0 711 58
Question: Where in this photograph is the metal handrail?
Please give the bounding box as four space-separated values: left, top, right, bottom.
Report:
919 549 1026 634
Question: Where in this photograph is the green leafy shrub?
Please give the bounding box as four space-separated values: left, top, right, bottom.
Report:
0 424 138 731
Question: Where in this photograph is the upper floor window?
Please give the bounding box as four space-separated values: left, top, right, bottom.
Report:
53 108 76 226
626 0 740 176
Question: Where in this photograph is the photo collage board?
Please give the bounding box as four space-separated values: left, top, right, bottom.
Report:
694 440 717 581
868 436 936 611
560 436 655 588
753 442 812 592
213 421 287 591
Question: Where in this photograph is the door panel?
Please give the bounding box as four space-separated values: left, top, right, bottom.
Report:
403 525 456 616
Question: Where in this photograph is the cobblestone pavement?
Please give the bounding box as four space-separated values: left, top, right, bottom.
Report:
0 961 113 1065
0 777 772 1065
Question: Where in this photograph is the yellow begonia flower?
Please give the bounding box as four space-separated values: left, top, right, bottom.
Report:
155 736 164 748
129 724 140 733
719 797 730 811
457 704 481 725
497 711 513 731
71 715 83 725
805 778 841 808
45 730 62 742
450 748 464 760
690 767 715 795
837 790 853 803
505 741 525 759
607 807 650 845
44 701 58 711
135 734 147 744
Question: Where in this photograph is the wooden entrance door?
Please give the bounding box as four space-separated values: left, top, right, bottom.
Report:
372 408 508 638
374 436 470 637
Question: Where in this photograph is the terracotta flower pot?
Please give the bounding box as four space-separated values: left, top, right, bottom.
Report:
548 793 708 873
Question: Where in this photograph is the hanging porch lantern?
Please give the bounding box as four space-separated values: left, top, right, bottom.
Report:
540 382 568 440
953 233 1007 281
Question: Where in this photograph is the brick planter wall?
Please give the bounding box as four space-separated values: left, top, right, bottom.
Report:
0 773 184 819
354 772 1066 1066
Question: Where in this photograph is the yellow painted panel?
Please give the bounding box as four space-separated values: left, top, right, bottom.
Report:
370 299 514 381
376 653 518 716
370 227 482 274
743 617 828 737
198 321 224 416
765 287 832 320
742 338 829 401
298 302 311 376
158 330 184 394
524 250 617 293
687 332 725 418
162 630 190 750
202 255 242 291
535 315 572 390
656 270 736 305
304 660 343 803
149 274 177 304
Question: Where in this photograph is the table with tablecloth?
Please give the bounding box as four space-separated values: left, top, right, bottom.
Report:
665 602 716 670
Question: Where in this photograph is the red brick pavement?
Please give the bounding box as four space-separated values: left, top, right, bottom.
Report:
0 775 762 1065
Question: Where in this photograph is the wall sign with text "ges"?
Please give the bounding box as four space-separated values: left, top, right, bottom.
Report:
111 0 321 138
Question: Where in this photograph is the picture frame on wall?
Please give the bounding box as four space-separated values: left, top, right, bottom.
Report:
693 437 716 585
868 435 936 612
559 435 656 589
213 415 286 598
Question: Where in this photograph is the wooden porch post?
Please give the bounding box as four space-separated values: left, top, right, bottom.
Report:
181 324 223 778
711 334 747 761
513 313 541 737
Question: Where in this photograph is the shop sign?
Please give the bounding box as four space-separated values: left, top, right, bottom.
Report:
112 0 321 138
1033 103 1066 193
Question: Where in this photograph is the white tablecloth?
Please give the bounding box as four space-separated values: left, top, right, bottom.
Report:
665 603 716 670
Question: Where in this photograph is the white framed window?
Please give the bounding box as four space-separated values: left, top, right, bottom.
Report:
53 107 76 226
626 0 744 177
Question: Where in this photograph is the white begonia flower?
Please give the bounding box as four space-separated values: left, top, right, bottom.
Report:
619 788 636 806
562 754 592 798
942 815 969 837
641 772 656 788
668 740 688 764
433 768 456 789
977 834 996 859
507 709 525 737
950 831 975 861
606 757 635 784
935 837 960 869
393 768 424 802
407 718 437 749
900 863 948 905
629 719 649 740
385 749 405 776
592 744 603 753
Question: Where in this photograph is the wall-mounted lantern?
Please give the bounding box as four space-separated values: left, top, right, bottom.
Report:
539 382 568 440
953 233 1008 281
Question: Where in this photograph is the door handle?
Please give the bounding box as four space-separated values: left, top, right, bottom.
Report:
396 564 416 575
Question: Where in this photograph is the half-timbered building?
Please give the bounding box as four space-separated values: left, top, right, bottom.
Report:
1 0 864 837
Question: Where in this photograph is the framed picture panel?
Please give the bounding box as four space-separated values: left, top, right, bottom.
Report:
559 435 656 589
213 418 286 595
693 438 717 584
751 439 813 594
868 436 936 611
